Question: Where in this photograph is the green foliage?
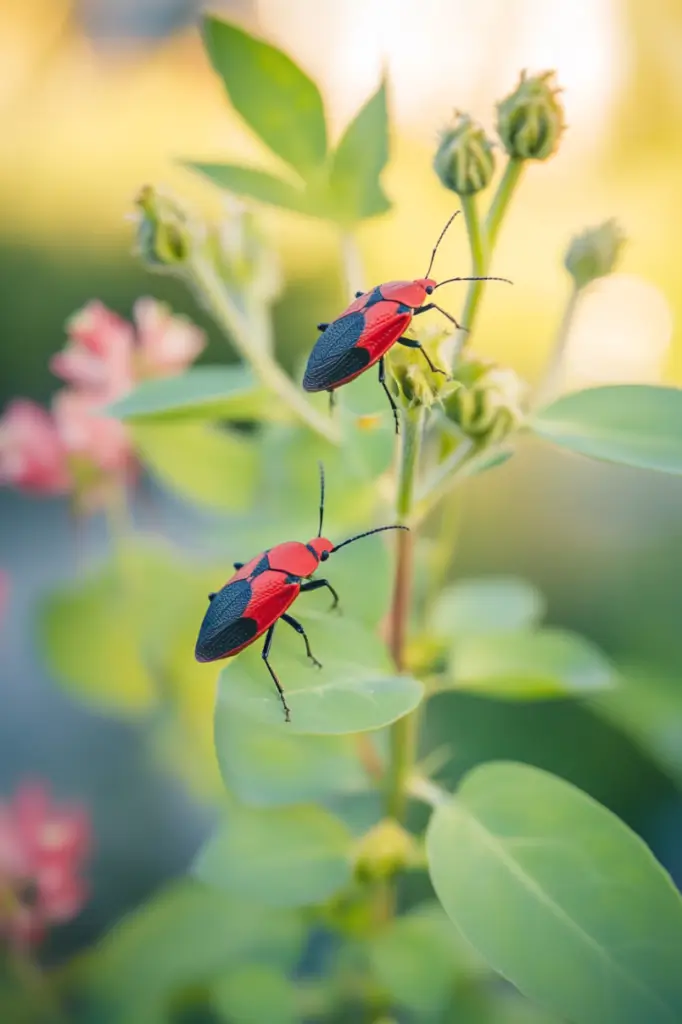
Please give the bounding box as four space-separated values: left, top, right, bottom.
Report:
108 365 281 423
194 803 353 907
427 762 682 1024
432 577 546 637
532 385 682 474
211 965 300 1024
192 16 390 223
449 628 616 698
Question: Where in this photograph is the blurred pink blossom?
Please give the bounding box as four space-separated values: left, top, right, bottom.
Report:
52 390 133 475
0 782 91 950
51 302 134 399
134 298 206 379
0 401 71 494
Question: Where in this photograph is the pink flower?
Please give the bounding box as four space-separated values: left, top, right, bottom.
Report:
133 298 206 379
51 302 134 400
0 782 91 950
0 401 71 494
52 390 133 474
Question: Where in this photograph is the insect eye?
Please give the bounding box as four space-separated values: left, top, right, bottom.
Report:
320 550 330 561
425 284 434 295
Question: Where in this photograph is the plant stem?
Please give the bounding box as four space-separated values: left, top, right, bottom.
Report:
451 157 525 362
533 283 580 407
385 407 424 823
340 230 365 299
190 255 339 444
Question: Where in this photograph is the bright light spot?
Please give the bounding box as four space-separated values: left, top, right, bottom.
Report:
562 274 673 387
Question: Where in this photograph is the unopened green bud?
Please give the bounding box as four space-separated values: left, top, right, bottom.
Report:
388 327 452 409
354 819 419 883
212 196 282 302
564 219 625 290
497 71 565 161
434 113 495 195
443 355 526 446
134 185 195 268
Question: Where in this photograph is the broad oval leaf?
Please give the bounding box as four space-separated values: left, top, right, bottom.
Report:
203 16 327 177
427 762 682 1024
532 385 682 474
216 611 423 734
186 162 323 216
449 628 615 699
132 421 256 511
194 803 352 908
108 365 280 424
215 704 368 806
87 881 303 1020
432 577 545 638
329 79 391 223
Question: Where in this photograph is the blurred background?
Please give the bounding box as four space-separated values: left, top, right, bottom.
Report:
2 0 682 964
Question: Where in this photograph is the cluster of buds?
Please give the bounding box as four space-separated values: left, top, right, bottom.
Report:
443 354 527 447
434 71 565 196
353 819 420 883
0 300 205 509
387 325 453 410
0 782 91 950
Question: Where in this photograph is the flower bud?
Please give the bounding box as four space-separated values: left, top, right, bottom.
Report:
134 185 195 268
353 819 419 883
564 219 626 290
433 113 495 195
496 71 565 161
212 196 282 303
443 355 526 446
388 327 452 409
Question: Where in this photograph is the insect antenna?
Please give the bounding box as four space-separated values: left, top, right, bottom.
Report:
435 275 513 289
317 461 325 537
331 524 409 554
424 211 460 279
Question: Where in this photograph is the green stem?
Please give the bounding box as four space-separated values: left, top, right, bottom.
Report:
533 283 580 407
190 255 339 444
385 407 424 823
452 157 525 362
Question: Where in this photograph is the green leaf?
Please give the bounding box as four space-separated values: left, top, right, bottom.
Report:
211 966 299 1024
88 881 304 1019
329 79 391 223
203 16 327 177
215 704 368 806
186 162 323 215
194 803 352 908
531 385 682 475
132 421 256 511
368 902 485 1014
40 561 156 714
108 365 280 424
432 577 546 638
427 761 682 1024
217 610 423 734
449 628 616 699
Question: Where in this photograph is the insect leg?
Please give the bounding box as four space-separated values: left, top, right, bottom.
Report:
282 612 322 668
354 291 364 298
233 562 244 570
300 577 341 612
317 322 330 332
378 356 400 434
397 336 448 377
413 302 466 332
262 623 291 723
328 389 337 416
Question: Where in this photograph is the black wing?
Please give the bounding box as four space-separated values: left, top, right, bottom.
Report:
302 312 370 392
195 579 258 662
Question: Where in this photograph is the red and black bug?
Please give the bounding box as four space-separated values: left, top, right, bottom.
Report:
195 465 407 722
302 212 511 432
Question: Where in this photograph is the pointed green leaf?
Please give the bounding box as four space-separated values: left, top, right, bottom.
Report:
215 705 368 806
329 79 391 222
132 421 256 511
532 385 682 474
194 803 352 908
217 610 423 734
449 628 616 699
203 16 327 177
108 365 281 424
427 762 682 1024
186 162 322 215
432 577 546 638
